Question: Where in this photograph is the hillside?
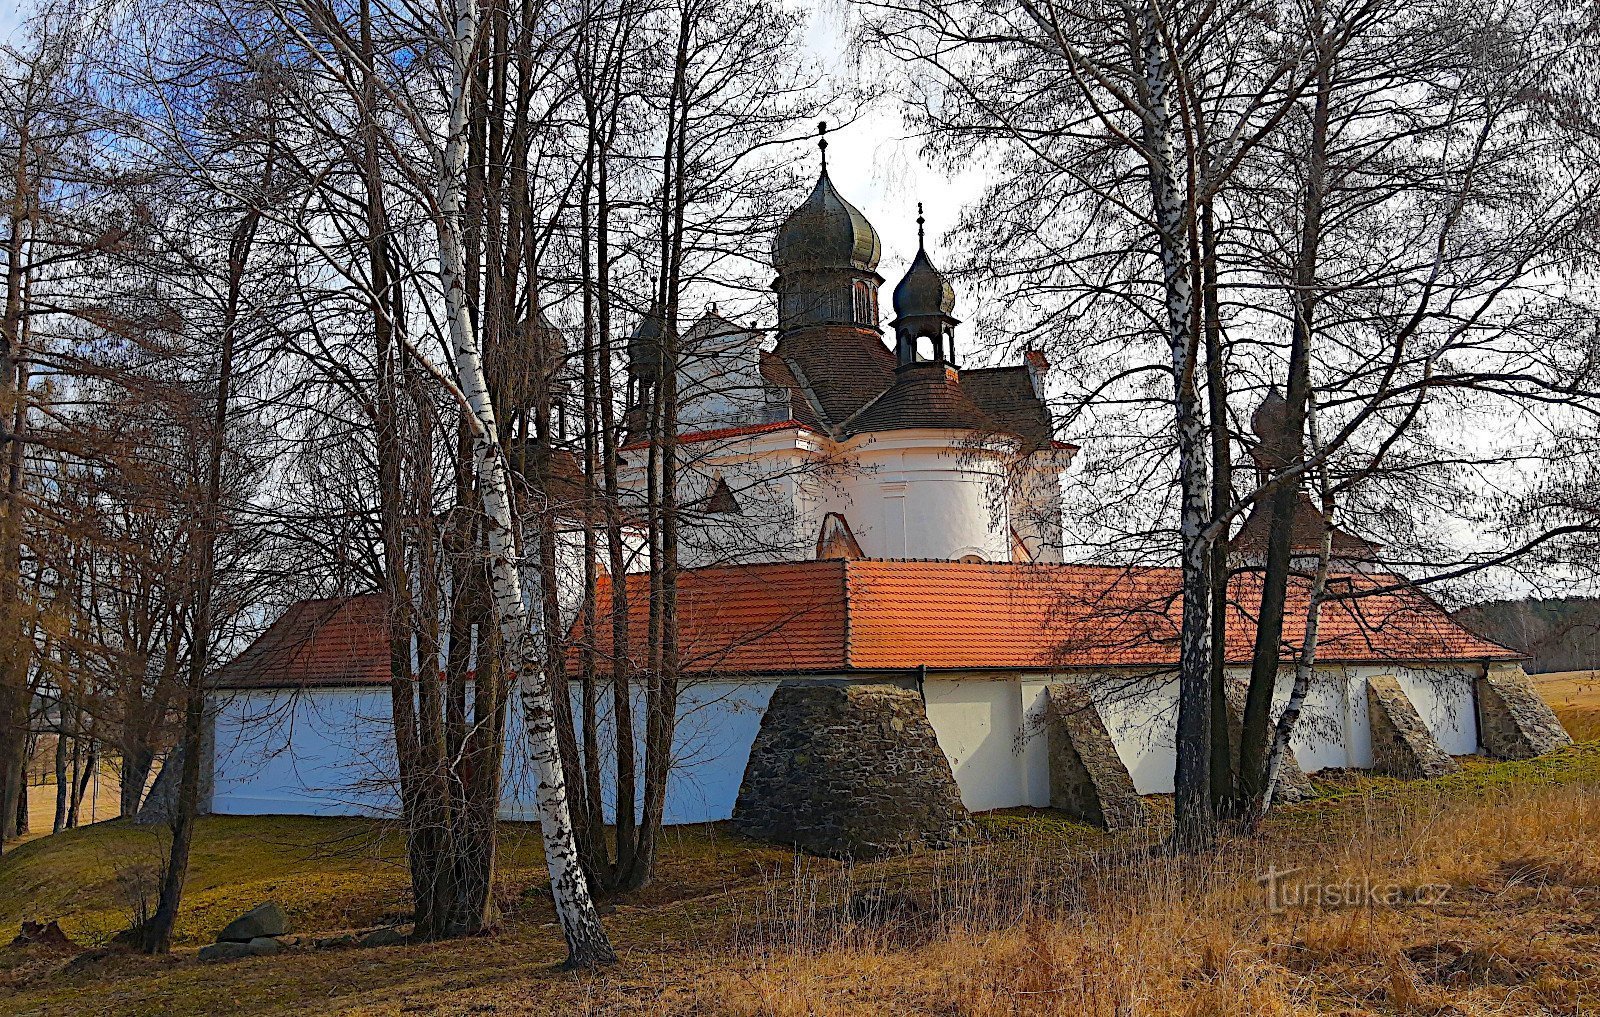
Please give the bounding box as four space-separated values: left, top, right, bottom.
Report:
5 747 1600 1016
1455 597 1600 673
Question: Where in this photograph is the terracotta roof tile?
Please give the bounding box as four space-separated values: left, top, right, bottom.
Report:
226 560 1518 690
841 362 999 437
620 419 824 452
213 594 391 689
576 559 1520 676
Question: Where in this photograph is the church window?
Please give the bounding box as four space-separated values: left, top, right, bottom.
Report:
853 281 874 324
958 553 986 563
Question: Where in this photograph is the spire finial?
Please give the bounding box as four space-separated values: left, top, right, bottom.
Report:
817 121 828 172
916 201 925 249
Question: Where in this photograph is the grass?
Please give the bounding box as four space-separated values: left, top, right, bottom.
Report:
1534 669 1600 742
4 744 1600 1016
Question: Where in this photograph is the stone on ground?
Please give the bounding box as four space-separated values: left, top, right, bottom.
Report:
199 941 255 962
357 927 406 948
1366 675 1459 779
1477 666 1573 760
217 902 287 943
733 682 973 859
1044 683 1144 830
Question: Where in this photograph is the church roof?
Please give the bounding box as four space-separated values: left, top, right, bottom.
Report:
574 559 1521 676
1231 491 1382 559
771 327 898 424
216 559 1519 690
958 365 1056 451
212 594 391 689
840 362 998 437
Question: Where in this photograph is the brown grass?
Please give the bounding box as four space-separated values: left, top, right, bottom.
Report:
4 746 1600 1016
1534 669 1600 741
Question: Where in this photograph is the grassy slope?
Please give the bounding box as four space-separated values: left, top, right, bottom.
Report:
3 745 1598 1017
1536 669 1600 741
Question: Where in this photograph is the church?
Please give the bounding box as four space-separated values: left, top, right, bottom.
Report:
202 145 1567 840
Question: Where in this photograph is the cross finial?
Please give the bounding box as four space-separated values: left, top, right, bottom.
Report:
817 121 828 171
916 201 925 248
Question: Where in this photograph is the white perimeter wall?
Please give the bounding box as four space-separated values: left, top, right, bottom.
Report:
210 679 776 824
212 663 1482 823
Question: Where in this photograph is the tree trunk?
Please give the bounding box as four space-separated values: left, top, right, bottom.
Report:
1237 36 1331 817
1260 398 1334 814
140 189 260 955
1140 1 1214 851
434 0 612 967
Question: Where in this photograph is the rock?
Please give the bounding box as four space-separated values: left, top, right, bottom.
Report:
1045 683 1145 830
313 934 357 950
217 902 287 943
246 937 280 956
732 683 973 859
199 941 255 962
1223 675 1316 803
1366 675 1459 779
357 927 406 949
1477 666 1573 760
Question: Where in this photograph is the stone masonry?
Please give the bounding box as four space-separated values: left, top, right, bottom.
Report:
1477 665 1573 760
1044 683 1144 830
732 682 973 859
1366 675 1459 779
1222 676 1315 804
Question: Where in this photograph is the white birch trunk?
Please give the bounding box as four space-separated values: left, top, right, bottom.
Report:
432 0 613 965
1140 2 1213 847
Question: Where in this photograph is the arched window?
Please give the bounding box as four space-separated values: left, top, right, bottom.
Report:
853 281 874 325
958 553 986 564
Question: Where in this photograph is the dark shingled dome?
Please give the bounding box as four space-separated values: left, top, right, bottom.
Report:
774 170 882 273
892 246 955 320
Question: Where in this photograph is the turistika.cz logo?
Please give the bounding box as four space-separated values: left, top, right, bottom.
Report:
1256 865 1450 913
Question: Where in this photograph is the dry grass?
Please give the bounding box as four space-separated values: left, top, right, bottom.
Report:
1533 669 1600 742
4 746 1600 1016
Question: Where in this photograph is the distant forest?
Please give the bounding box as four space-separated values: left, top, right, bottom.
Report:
1455 598 1600 674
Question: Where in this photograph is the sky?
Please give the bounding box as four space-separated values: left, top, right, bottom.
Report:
795 4 981 298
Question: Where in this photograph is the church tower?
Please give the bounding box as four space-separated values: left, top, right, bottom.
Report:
772 124 885 336
889 203 960 366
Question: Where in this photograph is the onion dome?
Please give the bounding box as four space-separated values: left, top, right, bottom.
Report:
773 170 882 273
773 126 880 274
889 204 960 366
892 245 955 320
1250 385 1297 471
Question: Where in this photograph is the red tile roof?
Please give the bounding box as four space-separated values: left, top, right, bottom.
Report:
576 559 1521 675
219 561 1521 689
212 594 391 689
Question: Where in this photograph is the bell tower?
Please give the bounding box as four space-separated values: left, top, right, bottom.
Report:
772 124 885 335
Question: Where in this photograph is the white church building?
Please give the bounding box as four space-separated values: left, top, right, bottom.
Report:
205 150 1538 829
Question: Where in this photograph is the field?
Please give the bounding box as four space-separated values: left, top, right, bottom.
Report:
3 745 1600 1017
1533 669 1600 741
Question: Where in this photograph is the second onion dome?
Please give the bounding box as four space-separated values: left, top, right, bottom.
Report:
890 203 960 366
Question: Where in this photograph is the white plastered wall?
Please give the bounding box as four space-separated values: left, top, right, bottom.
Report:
839 432 1013 562
211 678 784 825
